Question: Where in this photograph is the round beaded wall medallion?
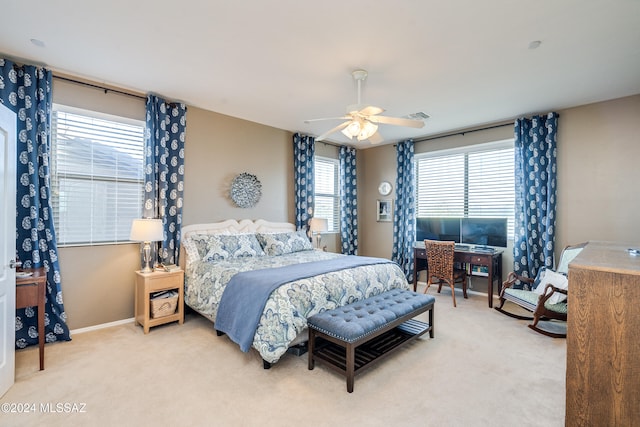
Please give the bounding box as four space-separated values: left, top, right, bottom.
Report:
230 172 262 208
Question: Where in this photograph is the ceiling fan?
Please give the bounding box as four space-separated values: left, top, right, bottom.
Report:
305 69 425 144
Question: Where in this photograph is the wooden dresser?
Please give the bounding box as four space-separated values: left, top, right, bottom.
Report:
566 241 640 426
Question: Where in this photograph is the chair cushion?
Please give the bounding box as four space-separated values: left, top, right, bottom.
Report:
532 268 568 304
504 289 568 314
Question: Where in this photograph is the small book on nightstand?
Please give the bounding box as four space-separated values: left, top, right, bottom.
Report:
155 263 181 272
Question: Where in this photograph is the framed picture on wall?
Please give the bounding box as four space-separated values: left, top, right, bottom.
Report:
377 199 393 222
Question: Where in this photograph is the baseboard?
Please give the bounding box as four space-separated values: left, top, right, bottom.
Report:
70 317 135 335
467 289 489 297
415 281 489 297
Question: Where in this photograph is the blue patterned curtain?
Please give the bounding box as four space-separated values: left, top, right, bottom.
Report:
391 140 416 280
293 133 315 231
513 112 558 287
339 146 358 255
144 95 187 265
0 58 71 348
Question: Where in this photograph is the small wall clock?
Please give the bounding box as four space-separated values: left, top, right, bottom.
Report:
378 181 392 196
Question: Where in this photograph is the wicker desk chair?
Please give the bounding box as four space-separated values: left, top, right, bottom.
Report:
423 239 468 307
494 243 586 337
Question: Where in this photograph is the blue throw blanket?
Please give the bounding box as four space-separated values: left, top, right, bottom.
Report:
214 255 393 352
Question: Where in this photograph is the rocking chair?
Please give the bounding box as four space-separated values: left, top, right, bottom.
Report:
494 243 586 337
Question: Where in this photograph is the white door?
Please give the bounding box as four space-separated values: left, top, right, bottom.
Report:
0 103 17 397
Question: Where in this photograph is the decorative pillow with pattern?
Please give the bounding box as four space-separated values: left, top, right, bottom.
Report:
256 230 313 256
203 234 265 261
188 234 220 260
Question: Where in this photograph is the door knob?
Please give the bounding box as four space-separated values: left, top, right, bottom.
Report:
9 259 22 269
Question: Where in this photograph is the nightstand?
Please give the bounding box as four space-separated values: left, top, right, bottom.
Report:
134 269 184 334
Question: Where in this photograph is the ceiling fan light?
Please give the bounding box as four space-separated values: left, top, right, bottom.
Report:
357 121 378 141
341 120 361 139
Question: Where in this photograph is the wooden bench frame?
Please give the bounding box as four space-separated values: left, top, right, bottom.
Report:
308 297 434 393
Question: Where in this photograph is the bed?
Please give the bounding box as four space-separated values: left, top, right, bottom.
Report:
179 219 410 365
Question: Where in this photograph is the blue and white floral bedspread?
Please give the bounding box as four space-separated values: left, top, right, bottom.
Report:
184 250 409 363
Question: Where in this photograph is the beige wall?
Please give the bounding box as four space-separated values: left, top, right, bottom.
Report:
556 95 640 250
52 76 639 329
182 107 293 226
359 94 640 294
54 80 299 330
359 143 398 259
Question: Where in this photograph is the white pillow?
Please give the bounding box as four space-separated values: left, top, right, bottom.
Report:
182 237 201 262
533 269 569 304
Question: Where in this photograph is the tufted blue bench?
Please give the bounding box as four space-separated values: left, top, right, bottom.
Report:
307 288 435 392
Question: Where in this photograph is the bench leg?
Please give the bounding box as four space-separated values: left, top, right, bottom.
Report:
346 344 355 393
308 329 315 370
429 305 435 338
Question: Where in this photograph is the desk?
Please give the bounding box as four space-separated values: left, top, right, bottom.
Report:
16 267 46 370
413 246 503 308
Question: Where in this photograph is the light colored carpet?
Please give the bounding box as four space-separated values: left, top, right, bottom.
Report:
1 287 566 427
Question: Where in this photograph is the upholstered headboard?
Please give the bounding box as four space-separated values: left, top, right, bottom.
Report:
179 219 296 268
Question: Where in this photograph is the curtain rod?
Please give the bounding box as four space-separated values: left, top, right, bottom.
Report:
53 75 146 101
413 122 513 143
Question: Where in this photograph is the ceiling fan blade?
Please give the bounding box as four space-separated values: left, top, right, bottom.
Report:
315 121 350 141
304 116 350 124
368 115 425 128
367 131 384 144
358 105 384 116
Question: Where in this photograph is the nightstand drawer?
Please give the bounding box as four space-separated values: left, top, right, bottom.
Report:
146 272 183 291
415 249 427 259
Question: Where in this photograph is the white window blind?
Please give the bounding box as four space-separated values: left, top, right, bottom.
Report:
314 156 339 232
416 141 515 237
51 106 145 246
416 153 465 217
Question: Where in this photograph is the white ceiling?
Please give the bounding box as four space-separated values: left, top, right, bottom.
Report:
2 0 639 147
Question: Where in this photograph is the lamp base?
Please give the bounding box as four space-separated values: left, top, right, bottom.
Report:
140 241 154 274
140 264 154 274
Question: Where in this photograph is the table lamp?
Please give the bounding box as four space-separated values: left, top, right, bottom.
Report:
130 218 164 273
309 217 328 249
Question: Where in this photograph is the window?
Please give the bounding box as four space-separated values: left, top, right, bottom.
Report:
314 156 339 232
51 105 145 246
416 140 515 238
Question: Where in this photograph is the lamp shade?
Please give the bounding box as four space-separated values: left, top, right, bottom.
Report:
130 218 164 242
309 217 328 233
